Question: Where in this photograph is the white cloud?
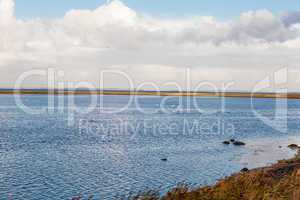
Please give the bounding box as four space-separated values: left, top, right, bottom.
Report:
0 0 299 91
229 10 296 43
0 0 14 24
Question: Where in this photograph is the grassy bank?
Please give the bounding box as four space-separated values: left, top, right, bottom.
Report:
73 149 300 200
128 150 300 200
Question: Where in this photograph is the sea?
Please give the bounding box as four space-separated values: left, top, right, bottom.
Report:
0 94 300 199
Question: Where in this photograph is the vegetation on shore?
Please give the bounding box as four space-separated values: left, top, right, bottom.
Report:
133 151 300 200
73 149 300 200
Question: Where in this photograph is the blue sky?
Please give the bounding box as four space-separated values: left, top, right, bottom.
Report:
15 0 300 20
1 0 300 90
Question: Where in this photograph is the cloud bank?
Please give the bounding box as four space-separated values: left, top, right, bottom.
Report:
0 0 299 91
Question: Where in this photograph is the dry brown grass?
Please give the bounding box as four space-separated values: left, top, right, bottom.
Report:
72 152 300 200
124 153 300 200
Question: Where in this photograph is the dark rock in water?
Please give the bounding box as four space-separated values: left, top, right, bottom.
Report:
230 139 235 143
223 141 230 145
233 141 246 146
278 146 282 148
161 158 168 162
241 168 249 172
288 144 299 149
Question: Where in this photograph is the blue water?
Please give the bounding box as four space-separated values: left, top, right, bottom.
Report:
0 95 300 199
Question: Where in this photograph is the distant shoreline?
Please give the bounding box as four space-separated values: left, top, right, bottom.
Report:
1 90 300 99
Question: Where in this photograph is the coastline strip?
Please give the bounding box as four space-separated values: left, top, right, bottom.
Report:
1 90 300 99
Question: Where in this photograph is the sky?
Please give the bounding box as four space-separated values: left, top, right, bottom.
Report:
14 0 300 20
0 0 300 91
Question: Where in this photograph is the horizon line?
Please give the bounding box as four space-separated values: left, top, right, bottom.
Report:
1 88 300 99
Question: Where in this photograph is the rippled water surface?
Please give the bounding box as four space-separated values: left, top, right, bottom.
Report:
0 95 300 199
